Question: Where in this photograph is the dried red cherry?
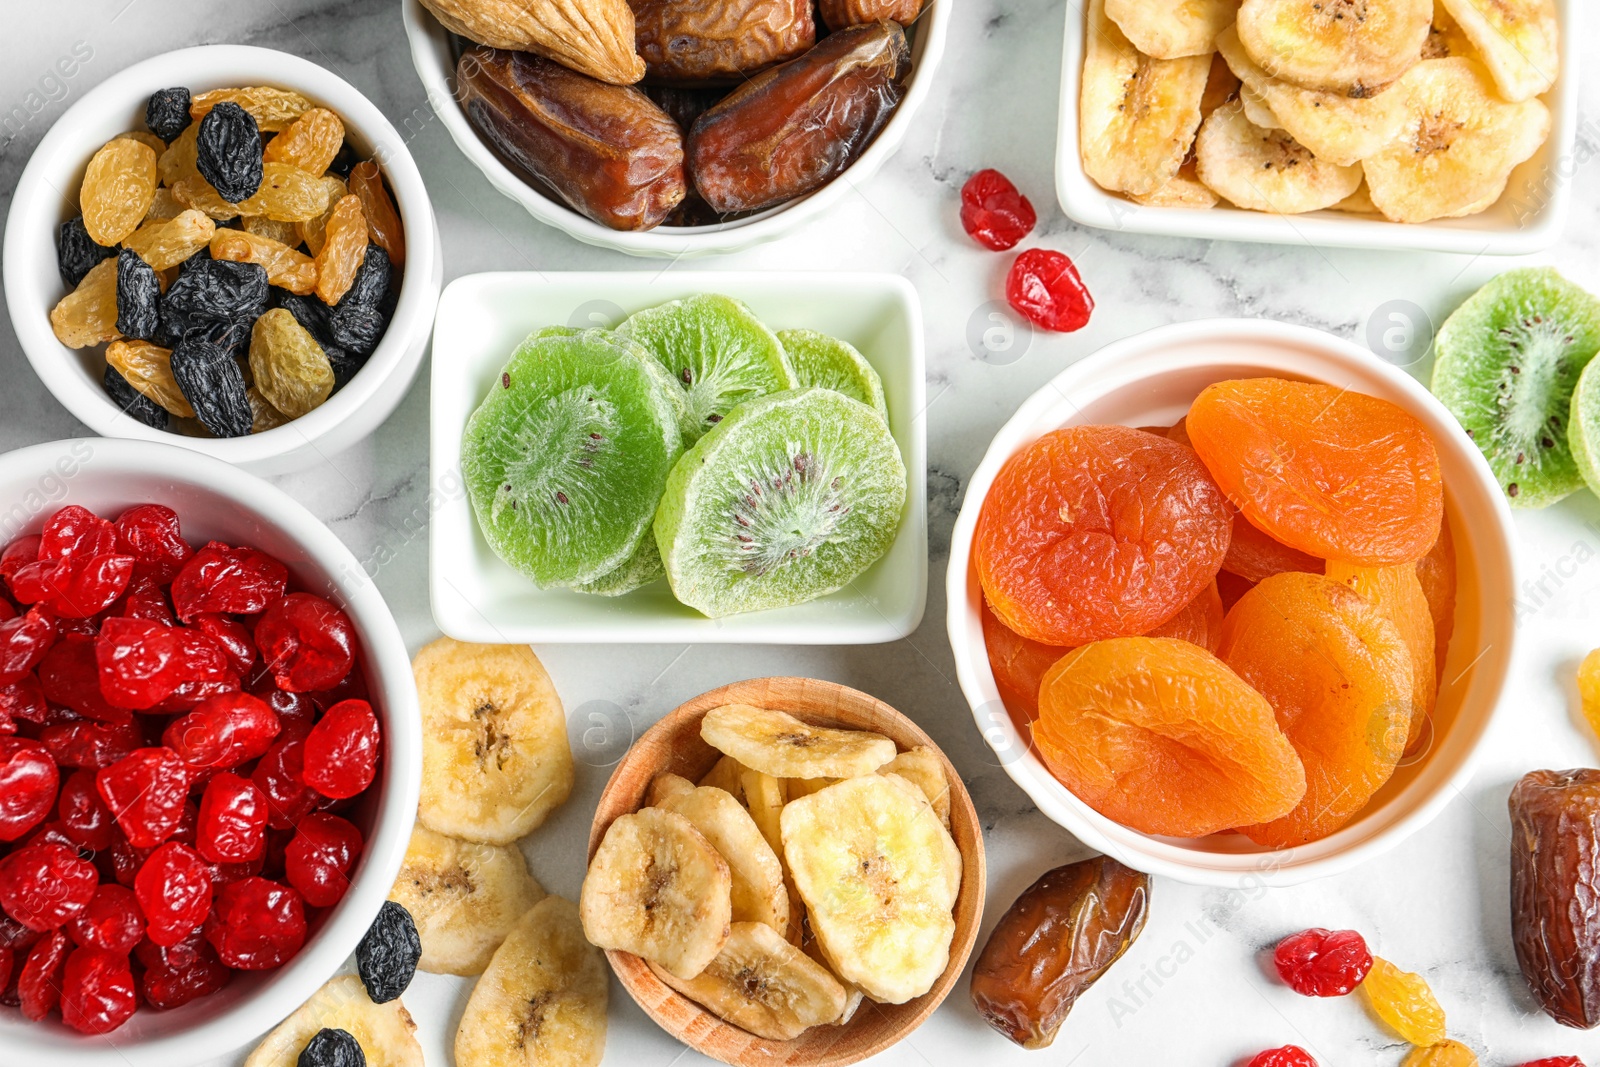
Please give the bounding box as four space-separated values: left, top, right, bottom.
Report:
253 738 319 829
118 575 176 625
0 842 98 929
0 535 42 591
135 841 213 947
114 505 192 582
57 768 116 850
0 607 56 686
17 928 69 1020
67 884 145 953
97 747 190 848
146 627 240 714
39 633 130 722
197 773 267 863
0 738 58 842
140 931 229 1009
1247 1048 1319 1067
255 593 355 693
194 612 256 675
206 876 306 969
303 699 379 799
38 506 118 562
8 552 134 619
96 615 185 709
285 812 362 908
163 691 280 772
40 718 141 769
60 945 138 1034
1274 928 1373 997
170 542 288 622
961 169 1037 252
1005 249 1094 333
250 678 316 741
1514 1059 1586 1067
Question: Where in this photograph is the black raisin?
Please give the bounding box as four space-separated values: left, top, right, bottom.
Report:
56 216 116 289
171 330 253 438
326 142 362 180
340 244 392 308
163 258 269 325
278 291 337 347
154 303 192 349
102 365 169 430
296 1028 366 1067
329 302 386 359
145 87 192 142
327 348 365 390
115 249 162 342
356 901 420 1005
196 102 263 203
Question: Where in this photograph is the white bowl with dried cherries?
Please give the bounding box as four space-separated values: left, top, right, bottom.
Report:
402 0 951 256
4 46 442 476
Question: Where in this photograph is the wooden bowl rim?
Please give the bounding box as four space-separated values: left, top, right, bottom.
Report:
587 676 988 1067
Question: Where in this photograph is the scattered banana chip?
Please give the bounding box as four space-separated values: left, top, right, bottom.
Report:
879 747 952 829
647 771 696 806
1363 58 1551 223
1438 0 1558 102
1217 27 1410 167
414 638 574 845
649 922 847 1041
387 825 545 977
655 782 791 935
1236 0 1433 96
782 775 961 1005
1080 0 1211 197
1195 102 1364 214
456 897 608 1067
244 974 423 1067
1104 0 1238 59
580 807 732 979
698 754 745 799
701 704 897 779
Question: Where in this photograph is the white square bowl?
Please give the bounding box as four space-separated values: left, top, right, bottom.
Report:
1055 0 1581 254
429 272 927 644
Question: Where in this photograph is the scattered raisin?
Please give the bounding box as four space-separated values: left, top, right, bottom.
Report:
297 1027 367 1067
210 230 318 295
170 331 254 438
146 87 192 141
56 216 116 289
313 196 368 304
250 309 334 418
81 137 159 245
102 365 169 430
123 209 217 271
355 901 418 1004
163 258 269 325
115 249 162 342
1363 957 1447 1046
49 258 121 349
347 161 405 266
196 102 264 203
262 108 345 176
171 173 240 221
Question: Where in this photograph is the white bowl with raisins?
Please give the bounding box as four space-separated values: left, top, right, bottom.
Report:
4 45 442 476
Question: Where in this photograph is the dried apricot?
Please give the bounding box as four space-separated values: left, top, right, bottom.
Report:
1224 512 1322 584
262 108 344 176
122 210 216 271
1414 520 1456 684
1148 579 1224 650
982 598 1064 725
1033 637 1306 838
249 309 334 419
1188 378 1443 566
1325 560 1436 751
49 259 121 349
975 426 1232 646
1364 956 1447 1046
313 195 368 304
105 341 196 418
81 138 159 245
347 161 406 267
190 86 312 132
1219 572 1412 848
296 175 348 256
210 230 317 295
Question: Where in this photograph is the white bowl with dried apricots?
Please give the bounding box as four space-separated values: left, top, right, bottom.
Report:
3 45 442 476
1057 0 1580 253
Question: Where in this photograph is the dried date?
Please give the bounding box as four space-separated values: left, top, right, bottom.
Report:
819 0 922 30
1510 769 1600 1029
632 0 814 83
457 47 685 231
688 21 910 214
969 855 1150 1049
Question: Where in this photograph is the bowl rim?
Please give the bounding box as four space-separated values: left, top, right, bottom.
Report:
2 43 441 467
1054 0 1581 254
0 438 421 1065
399 0 952 258
945 317 1518 887
585 675 986 1067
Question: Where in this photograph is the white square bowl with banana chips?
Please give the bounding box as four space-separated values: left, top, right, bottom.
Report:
428 272 927 644
1056 0 1580 253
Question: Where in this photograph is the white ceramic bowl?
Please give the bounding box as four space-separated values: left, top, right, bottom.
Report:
3 45 443 477
401 0 950 258
429 271 927 643
0 439 421 1066
946 319 1516 887
1055 0 1580 254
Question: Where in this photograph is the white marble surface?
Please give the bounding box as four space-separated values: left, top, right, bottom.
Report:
4 2 1600 1064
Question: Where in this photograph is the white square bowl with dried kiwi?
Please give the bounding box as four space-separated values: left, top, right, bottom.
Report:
1057 0 1578 253
429 272 928 644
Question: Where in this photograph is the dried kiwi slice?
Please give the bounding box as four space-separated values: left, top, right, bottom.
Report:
573 537 665 597
617 294 796 443
775 329 889 423
654 388 907 618
1432 268 1600 508
462 328 684 587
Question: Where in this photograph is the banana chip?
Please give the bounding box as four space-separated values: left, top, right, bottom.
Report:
1363 58 1551 223
700 704 896 779
1331 181 1381 215
245 975 422 1067
1129 162 1220 209
1438 0 1558 102
649 922 847 1041
800 921 867 1025
1236 0 1432 96
698 754 746 799
1423 5 1477 60
647 771 696 806
1238 84 1281 129
879 747 952 829
1195 102 1364 214
1080 0 1211 197
656 784 791 935
1104 0 1238 59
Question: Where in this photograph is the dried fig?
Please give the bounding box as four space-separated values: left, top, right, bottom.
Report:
420 0 645 84
632 0 815 83
457 47 686 231
688 20 911 215
969 856 1150 1049
820 0 922 31
1510 768 1600 1029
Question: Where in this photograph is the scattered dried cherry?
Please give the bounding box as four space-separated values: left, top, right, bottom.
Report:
206 876 306 970
171 542 289 621
146 87 192 142
57 768 115 850
0 738 58 842
285 812 362 908
1514 1059 1586 1067
17 929 69 1020
97 747 190 848
195 102 263 203
59 945 138 1034
0 842 98 930
163 691 280 772
135 841 213 946
961 169 1036 252
1006 249 1094 333
9 552 134 619
119 575 176 624
356 900 418 1004
1248 1048 1319 1067
302 699 378 799
1274 928 1373 997
255 593 355 693
194 613 256 675
115 505 192 582
66 884 145 953
148 627 240 713
196 773 266 863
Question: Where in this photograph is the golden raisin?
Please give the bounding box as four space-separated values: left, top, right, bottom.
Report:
170 174 239 220
236 162 332 222
242 214 301 247
105 340 196 417
1402 1041 1479 1067
347 161 406 266
116 130 167 155
1364 957 1447 1046
249 309 334 418
314 194 368 304
145 187 185 222
123 209 217 270
296 175 347 255
247 387 290 433
158 124 200 187
81 138 159 244
190 86 313 131
49 258 121 348
210 229 318 295
262 107 344 175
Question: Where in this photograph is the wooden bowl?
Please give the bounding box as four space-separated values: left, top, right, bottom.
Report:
587 676 987 1067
